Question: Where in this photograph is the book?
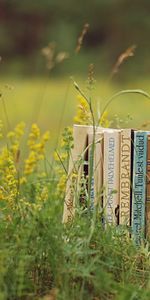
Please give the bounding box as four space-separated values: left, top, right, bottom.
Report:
103 129 120 225
119 129 133 226
146 134 150 238
88 130 103 209
132 131 147 245
62 125 92 223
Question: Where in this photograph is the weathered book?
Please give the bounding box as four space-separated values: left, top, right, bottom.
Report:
62 125 92 223
132 131 147 245
146 134 150 238
103 129 120 225
88 130 103 209
120 129 133 226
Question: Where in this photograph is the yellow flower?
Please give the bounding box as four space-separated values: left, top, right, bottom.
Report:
99 111 111 128
57 174 67 194
77 95 88 107
7 131 15 139
0 121 51 209
15 122 25 138
42 131 50 142
30 124 40 139
41 186 49 201
74 94 91 125
20 177 27 184
24 125 50 175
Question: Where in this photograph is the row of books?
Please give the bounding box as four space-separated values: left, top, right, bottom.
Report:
63 125 150 244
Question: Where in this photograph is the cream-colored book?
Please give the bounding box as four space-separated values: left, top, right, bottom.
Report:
103 129 120 225
120 129 132 226
62 125 93 223
88 131 103 209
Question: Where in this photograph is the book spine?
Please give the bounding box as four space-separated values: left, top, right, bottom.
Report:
146 135 150 238
132 131 147 244
62 125 91 223
88 132 95 210
120 129 132 226
103 130 120 225
88 131 103 209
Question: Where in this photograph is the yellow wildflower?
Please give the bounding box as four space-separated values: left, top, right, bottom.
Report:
24 124 50 175
56 174 67 194
42 131 50 142
40 186 49 201
99 111 111 128
20 177 27 185
29 123 40 140
14 122 25 138
74 94 91 125
7 131 15 139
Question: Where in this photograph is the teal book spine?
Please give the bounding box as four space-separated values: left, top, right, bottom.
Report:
132 131 147 245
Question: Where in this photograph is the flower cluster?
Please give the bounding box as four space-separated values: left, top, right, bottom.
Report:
0 122 50 213
7 122 25 160
24 124 50 175
99 111 112 128
0 149 18 206
74 95 92 125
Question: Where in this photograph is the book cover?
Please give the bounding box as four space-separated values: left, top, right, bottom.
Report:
132 131 147 244
120 129 133 226
63 125 92 223
88 131 103 210
146 134 150 238
103 129 120 225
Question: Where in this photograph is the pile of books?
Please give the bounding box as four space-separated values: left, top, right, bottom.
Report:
63 125 150 244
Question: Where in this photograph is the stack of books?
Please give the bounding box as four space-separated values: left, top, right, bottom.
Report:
63 125 150 244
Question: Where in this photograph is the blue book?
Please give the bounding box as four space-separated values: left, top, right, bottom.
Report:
132 131 148 245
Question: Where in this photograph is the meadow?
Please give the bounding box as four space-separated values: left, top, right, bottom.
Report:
0 75 150 300
1 77 150 134
1 1 150 298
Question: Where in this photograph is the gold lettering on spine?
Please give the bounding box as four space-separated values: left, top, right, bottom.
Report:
120 129 131 226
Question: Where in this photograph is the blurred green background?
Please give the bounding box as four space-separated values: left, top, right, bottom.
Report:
0 0 150 147
1 0 150 77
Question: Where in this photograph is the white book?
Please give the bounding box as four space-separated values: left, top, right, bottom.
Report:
63 125 93 223
103 129 120 225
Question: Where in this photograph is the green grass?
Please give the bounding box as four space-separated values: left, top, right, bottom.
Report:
1 193 150 300
1 76 150 300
